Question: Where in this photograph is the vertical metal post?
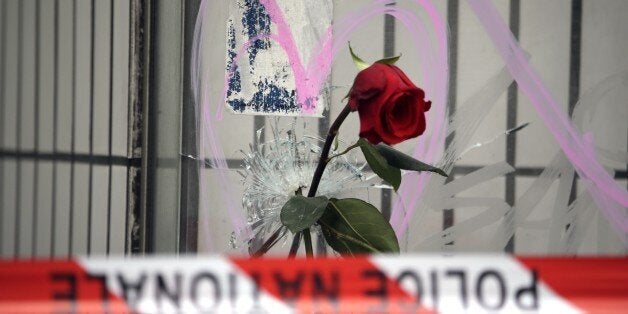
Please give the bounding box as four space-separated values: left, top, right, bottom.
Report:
444 0 459 247
179 0 201 253
127 0 150 254
504 0 520 253
138 0 201 254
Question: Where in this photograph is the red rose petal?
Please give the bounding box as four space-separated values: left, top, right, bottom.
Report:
388 93 419 138
356 100 381 141
359 128 384 145
348 63 431 146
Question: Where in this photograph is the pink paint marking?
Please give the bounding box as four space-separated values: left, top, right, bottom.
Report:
304 26 334 113
258 0 315 112
467 0 627 238
467 0 628 208
219 33 274 120
220 29 333 118
193 1 252 251
191 0 214 252
201 86 253 242
387 0 450 236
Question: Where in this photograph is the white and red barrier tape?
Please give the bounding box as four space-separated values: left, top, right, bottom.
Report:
1 255 627 313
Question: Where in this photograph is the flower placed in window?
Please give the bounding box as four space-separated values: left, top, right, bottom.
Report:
348 63 432 145
250 45 447 258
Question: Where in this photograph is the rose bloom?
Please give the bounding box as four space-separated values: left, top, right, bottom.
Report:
348 63 431 145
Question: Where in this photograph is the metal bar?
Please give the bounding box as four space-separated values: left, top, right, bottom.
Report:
31 0 40 257
3 154 621 179
126 0 146 255
568 0 582 204
14 0 23 258
380 1 396 221
568 0 582 118
68 0 77 257
190 157 628 180
87 0 95 255
146 0 190 254
383 2 395 58
0 0 8 255
50 0 59 257
504 0 520 254
0 150 142 167
443 0 459 238
125 0 132 255
106 0 115 255
179 0 201 253
314 0 335 255
141 0 155 254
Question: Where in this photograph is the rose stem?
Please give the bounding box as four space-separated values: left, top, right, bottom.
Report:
290 104 352 258
251 226 285 257
303 230 314 258
308 104 352 197
288 232 301 257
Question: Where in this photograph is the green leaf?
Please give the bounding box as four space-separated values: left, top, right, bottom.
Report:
357 138 401 191
319 198 400 255
280 195 329 234
348 42 369 71
375 144 448 177
375 54 401 65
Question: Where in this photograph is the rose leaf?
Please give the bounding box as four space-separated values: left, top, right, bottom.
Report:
358 138 401 191
375 143 448 177
319 198 400 255
280 195 329 234
375 54 402 65
348 42 369 71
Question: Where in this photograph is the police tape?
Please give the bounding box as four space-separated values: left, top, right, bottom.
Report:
1 255 627 313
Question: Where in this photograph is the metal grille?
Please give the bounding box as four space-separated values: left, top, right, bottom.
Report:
0 0 138 258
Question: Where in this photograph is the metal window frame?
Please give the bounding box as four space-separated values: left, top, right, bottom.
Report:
134 0 200 254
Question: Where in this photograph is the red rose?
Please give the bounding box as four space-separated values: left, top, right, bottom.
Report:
347 63 431 145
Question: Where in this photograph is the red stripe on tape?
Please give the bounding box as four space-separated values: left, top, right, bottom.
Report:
0 260 131 313
232 257 435 313
518 257 628 314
